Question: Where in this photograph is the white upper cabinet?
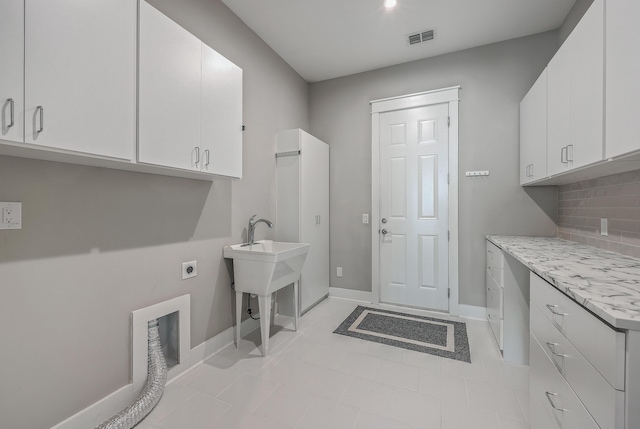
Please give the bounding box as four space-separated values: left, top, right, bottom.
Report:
201 44 243 179
138 1 202 171
138 1 243 178
0 0 24 144
24 0 136 160
547 0 604 177
520 68 547 185
605 0 640 159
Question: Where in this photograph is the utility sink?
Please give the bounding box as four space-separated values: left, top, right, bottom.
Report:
223 240 309 356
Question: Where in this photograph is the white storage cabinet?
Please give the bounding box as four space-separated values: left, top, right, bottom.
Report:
486 240 529 365
520 68 547 185
547 0 604 177
0 0 137 159
24 0 137 159
605 0 640 159
138 1 243 178
529 273 628 429
0 0 24 144
276 129 329 315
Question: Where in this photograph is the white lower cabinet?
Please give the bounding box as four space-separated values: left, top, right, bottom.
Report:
530 333 600 429
530 273 627 429
485 240 529 365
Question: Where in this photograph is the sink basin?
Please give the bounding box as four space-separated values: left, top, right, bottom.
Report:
223 240 309 356
223 240 309 295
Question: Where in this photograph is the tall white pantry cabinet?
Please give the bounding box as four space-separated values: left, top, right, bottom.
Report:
276 129 330 315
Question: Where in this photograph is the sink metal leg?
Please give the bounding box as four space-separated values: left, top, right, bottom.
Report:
235 291 242 347
293 280 299 332
258 294 272 356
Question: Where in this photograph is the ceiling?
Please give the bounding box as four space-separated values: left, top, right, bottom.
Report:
221 0 576 83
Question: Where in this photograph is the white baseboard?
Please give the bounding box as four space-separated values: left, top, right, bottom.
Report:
51 317 261 429
329 287 373 303
457 304 487 320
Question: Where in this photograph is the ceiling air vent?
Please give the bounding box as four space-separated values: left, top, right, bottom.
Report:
406 29 435 46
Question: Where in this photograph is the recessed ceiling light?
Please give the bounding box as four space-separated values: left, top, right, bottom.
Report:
384 0 397 10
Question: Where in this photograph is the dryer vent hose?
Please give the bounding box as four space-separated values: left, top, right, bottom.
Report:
95 319 167 429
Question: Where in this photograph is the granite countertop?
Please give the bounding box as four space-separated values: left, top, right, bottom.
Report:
487 236 640 331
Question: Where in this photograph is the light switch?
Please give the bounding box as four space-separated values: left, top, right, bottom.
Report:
0 202 21 230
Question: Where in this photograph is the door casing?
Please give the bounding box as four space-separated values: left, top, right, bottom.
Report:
371 86 460 315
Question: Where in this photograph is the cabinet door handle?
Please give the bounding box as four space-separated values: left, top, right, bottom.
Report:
204 149 210 167
545 304 568 316
545 392 567 412
529 164 533 178
194 147 200 166
36 106 44 133
566 144 573 162
6 98 15 128
545 341 567 358
560 146 567 164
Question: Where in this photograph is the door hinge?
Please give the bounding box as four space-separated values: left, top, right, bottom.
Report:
448 230 450 241
447 173 450 185
448 288 450 298
448 117 450 127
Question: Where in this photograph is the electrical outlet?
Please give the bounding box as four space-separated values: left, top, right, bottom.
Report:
601 218 608 237
362 214 369 224
182 261 197 280
336 267 343 277
0 202 22 230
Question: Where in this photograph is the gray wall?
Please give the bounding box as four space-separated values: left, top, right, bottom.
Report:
559 170 640 258
309 32 559 305
558 0 594 45
0 1 309 428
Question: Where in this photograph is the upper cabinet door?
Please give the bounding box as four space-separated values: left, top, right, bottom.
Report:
201 44 243 178
0 0 24 144
547 39 573 177
547 0 604 177
138 1 202 171
605 0 640 159
520 68 547 185
24 0 136 160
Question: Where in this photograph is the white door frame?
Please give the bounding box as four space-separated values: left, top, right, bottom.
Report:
371 86 460 316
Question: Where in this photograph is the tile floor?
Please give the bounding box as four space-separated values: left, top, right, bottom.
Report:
137 298 530 429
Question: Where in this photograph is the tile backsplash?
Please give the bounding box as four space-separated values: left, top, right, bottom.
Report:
558 169 640 259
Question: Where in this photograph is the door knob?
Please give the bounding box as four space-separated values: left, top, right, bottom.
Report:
381 229 388 235
381 218 387 224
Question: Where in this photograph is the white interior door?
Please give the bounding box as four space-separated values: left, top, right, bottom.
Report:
379 103 449 311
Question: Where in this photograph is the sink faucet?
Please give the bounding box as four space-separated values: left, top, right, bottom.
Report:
246 214 274 245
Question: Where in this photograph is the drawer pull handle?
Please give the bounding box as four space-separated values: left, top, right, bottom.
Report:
545 392 567 412
545 304 568 316
545 341 567 358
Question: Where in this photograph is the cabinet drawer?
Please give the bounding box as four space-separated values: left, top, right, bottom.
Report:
530 273 625 389
530 334 600 429
486 270 503 319
486 241 504 285
532 302 621 429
